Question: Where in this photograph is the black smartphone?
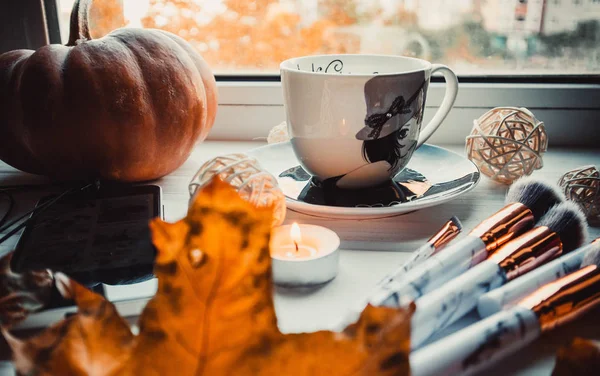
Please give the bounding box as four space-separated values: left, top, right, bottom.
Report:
10 184 163 328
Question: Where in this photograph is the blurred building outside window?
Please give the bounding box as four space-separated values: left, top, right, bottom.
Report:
56 0 600 76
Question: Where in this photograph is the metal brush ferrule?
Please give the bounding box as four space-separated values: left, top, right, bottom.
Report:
488 226 562 281
517 265 600 332
428 218 462 251
469 202 535 253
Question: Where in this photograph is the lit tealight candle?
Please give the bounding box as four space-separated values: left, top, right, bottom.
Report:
271 223 340 287
272 223 318 259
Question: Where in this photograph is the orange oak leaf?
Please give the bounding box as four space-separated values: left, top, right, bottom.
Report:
0 252 53 326
2 178 412 375
3 279 134 376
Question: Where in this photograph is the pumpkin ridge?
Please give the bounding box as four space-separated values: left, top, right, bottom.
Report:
103 30 201 178
155 32 205 148
109 34 158 119
19 46 74 171
59 45 74 81
0 50 45 174
59 42 130 179
110 34 160 170
148 30 206 158
157 30 216 141
60 44 110 178
151 30 207 151
109 31 189 175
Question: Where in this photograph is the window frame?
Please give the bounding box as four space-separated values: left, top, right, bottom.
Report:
0 1 49 53
214 81 600 146
3 0 599 147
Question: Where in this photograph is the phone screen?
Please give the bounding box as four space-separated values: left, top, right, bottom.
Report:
10 184 162 321
12 185 162 284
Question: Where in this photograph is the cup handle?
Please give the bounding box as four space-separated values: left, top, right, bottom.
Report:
416 64 458 148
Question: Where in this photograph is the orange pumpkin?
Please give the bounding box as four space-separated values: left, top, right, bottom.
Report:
0 0 217 182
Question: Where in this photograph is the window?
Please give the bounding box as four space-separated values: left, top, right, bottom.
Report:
54 0 600 76
1 1 598 145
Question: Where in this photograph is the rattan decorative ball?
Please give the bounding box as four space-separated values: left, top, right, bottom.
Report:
558 165 600 220
466 107 547 185
189 153 286 226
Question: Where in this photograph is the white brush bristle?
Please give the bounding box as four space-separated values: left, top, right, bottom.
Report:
538 202 588 252
505 177 565 221
450 216 463 231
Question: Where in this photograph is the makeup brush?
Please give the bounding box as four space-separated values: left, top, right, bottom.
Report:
340 217 463 327
376 216 462 287
410 202 588 349
410 261 600 376
368 177 564 309
478 237 600 318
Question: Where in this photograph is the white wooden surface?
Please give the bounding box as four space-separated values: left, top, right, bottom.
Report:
0 141 599 376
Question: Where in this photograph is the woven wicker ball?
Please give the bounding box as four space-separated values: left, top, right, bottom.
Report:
466 107 547 185
189 153 286 227
558 165 600 220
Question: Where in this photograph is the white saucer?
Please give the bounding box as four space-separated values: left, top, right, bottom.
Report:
247 142 480 219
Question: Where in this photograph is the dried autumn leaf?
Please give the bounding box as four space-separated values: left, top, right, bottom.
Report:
4 279 134 376
0 252 53 326
3 178 412 375
553 337 600 376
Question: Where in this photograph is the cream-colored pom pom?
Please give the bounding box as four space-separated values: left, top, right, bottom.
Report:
189 153 286 227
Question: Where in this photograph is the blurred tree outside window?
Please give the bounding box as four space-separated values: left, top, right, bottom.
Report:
56 0 600 75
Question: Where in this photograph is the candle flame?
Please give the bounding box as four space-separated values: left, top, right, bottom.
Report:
291 223 302 244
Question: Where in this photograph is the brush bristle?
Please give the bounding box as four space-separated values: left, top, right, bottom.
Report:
537 202 588 252
505 177 565 221
451 216 463 231
581 239 600 267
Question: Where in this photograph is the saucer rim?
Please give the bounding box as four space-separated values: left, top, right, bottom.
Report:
247 142 480 219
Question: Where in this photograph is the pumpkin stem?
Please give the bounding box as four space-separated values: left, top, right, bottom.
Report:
67 0 92 46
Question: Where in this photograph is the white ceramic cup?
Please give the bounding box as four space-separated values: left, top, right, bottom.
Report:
280 54 458 189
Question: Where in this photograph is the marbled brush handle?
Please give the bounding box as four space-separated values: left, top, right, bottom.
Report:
347 242 448 326
411 260 506 349
410 307 541 376
375 243 436 288
477 245 590 318
371 236 487 307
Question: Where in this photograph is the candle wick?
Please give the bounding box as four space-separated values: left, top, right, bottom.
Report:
294 241 299 252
